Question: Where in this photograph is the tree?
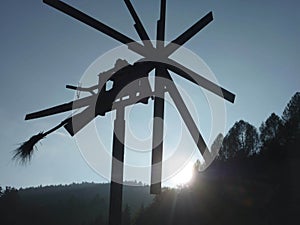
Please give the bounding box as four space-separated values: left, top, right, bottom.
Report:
260 113 282 144
221 120 259 160
0 187 20 225
134 204 145 225
259 113 283 157
89 213 104 225
211 133 224 159
282 92 300 148
122 204 131 225
244 124 260 156
282 92 300 124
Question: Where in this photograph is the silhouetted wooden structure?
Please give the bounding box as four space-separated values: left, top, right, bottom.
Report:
16 1 235 225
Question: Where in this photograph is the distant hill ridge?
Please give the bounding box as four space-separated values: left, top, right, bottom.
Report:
0 181 153 225
18 181 153 209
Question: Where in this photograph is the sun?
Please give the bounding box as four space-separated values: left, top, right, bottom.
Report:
171 162 194 186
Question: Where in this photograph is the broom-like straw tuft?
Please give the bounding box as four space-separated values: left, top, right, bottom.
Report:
13 117 71 164
13 132 46 164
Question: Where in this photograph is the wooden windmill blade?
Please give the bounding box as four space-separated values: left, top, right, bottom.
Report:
25 95 96 120
43 0 146 57
124 0 153 48
165 59 236 103
163 69 211 156
163 12 213 56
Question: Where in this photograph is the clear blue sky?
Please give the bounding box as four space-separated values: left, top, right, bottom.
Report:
0 0 299 188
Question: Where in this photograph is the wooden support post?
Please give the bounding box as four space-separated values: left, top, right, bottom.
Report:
109 107 125 225
150 69 165 194
150 0 167 195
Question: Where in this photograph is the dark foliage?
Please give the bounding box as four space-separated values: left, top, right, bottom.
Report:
219 120 259 160
133 92 300 225
0 182 152 225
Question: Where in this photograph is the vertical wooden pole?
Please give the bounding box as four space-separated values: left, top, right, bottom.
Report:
150 0 167 194
109 107 125 225
150 80 165 194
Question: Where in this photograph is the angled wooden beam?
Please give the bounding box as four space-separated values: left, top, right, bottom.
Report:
165 70 211 157
43 0 146 57
164 12 213 56
25 95 96 120
124 0 153 49
165 59 235 103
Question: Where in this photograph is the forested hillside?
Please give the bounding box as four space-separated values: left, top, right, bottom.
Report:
0 182 153 225
134 92 299 225
1 92 299 225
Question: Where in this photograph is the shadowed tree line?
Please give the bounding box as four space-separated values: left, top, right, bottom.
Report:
0 182 152 225
132 92 300 225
